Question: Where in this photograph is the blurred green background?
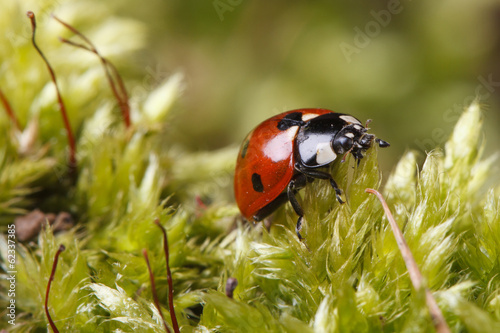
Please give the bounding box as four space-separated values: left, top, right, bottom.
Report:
2 2 500 331
125 0 500 173
4 0 500 173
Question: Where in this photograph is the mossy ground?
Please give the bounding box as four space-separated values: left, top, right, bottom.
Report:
1 2 500 333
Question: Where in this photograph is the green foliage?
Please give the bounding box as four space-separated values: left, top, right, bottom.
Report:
1 1 500 332
0 149 57 221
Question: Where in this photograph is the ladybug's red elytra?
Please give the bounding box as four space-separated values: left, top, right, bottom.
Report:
234 108 389 239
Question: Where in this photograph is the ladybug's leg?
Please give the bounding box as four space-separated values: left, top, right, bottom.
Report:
295 163 345 204
253 192 289 222
287 175 307 240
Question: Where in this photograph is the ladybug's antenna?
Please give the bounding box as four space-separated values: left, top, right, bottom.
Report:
375 138 390 148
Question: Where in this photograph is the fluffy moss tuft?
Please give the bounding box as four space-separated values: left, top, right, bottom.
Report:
1 2 500 331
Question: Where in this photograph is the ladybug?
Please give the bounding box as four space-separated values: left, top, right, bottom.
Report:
234 108 389 239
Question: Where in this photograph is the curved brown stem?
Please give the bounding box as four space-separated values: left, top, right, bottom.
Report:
155 219 180 333
27 11 77 173
143 249 171 333
366 188 450 333
52 14 131 128
0 88 21 131
45 244 66 333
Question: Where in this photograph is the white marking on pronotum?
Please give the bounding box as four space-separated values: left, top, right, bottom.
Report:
339 115 362 125
345 132 355 138
302 113 322 121
316 142 337 165
353 124 363 130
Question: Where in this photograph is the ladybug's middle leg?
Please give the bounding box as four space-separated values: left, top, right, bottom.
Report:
287 174 307 240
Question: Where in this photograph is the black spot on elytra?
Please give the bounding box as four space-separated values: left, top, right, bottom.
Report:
240 139 250 159
277 112 304 131
251 173 264 192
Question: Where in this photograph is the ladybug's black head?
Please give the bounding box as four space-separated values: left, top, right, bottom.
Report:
333 122 390 160
332 124 367 157
295 112 389 168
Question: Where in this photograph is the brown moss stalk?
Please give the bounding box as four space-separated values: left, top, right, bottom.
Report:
27 11 77 172
0 88 21 131
52 14 131 128
45 244 66 333
366 188 450 333
143 249 171 333
155 218 180 333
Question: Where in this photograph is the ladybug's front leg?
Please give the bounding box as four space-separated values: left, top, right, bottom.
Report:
287 175 307 240
295 163 345 204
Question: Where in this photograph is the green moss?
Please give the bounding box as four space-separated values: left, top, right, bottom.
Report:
1 2 500 332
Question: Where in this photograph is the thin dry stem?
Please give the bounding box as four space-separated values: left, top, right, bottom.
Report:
365 188 451 333
143 249 171 333
45 244 65 333
27 11 77 172
52 14 131 128
0 88 21 131
155 218 180 333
